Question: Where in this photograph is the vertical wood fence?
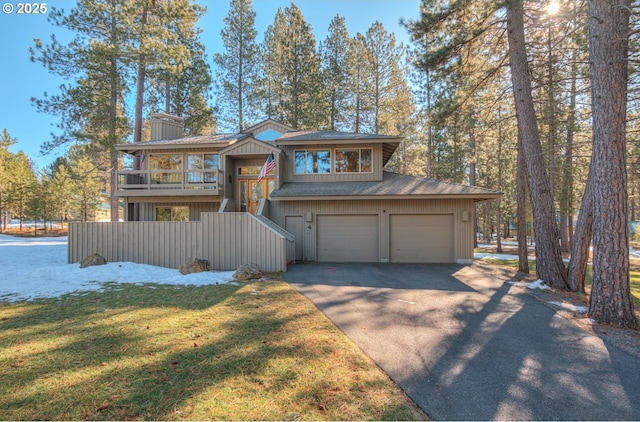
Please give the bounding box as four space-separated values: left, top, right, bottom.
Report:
68 212 294 272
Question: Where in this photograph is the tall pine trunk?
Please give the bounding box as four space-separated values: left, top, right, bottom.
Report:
131 2 149 223
517 129 529 274
568 165 593 293
506 2 568 289
108 0 119 223
561 53 579 253
587 0 637 327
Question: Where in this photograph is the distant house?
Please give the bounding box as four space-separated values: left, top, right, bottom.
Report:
69 113 500 270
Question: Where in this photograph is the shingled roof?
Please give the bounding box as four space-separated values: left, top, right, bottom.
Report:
270 171 501 202
115 133 250 153
276 130 399 141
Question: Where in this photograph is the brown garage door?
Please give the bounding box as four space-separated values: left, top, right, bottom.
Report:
390 214 454 263
317 215 378 262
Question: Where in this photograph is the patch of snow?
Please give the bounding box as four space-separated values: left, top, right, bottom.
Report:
476 252 571 264
475 252 522 261
548 301 589 314
0 234 237 302
506 279 553 291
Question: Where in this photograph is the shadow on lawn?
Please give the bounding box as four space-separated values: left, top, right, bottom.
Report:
0 282 342 420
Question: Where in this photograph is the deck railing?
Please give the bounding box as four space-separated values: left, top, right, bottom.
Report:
117 169 223 194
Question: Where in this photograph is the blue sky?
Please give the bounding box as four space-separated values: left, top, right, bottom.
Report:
0 0 420 169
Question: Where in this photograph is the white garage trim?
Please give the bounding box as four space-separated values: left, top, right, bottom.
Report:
389 214 455 263
317 215 378 262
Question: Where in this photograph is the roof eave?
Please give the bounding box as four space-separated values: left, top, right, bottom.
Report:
276 137 401 145
269 193 502 201
115 141 235 154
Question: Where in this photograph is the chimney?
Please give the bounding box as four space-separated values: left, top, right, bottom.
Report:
150 112 185 141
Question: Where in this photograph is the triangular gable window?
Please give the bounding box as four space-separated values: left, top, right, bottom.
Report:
255 128 282 141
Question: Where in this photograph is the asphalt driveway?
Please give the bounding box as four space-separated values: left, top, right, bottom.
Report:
283 263 640 421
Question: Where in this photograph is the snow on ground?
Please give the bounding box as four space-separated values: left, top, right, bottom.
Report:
0 234 237 302
475 252 525 261
506 279 553 291
476 242 640 262
548 301 589 314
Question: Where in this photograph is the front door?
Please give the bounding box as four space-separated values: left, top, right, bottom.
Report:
238 179 273 214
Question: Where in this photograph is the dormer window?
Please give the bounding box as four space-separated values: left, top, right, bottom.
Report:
295 150 331 174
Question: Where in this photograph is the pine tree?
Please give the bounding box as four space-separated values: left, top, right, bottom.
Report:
28 169 59 234
163 50 216 135
31 0 133 222
262 4 324 129
587 0 637 327
0 129 17 231
50 159 75 228
344 33 372 133
4 152 37 230
365 22 411 136
506 1 569 289
141 0 213 135
69 156 102 222
214 0 262 132
320 15 351 131
405 0 569 288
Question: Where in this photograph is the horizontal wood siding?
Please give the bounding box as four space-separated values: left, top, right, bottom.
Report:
269 199 475 263
69 212 289 272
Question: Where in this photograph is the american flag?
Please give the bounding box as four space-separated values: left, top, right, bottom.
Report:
257 153 276 181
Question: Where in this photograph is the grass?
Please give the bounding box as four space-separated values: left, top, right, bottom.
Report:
0 279 425 421
631 271 640 301
476 254 640 302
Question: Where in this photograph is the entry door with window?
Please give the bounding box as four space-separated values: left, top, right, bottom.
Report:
238 179 274 214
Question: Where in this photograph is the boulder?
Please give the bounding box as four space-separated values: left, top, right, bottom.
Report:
80 253 107 269
179 258 210 275
233 264 262 280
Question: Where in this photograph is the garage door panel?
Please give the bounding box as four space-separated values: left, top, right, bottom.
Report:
390 214 454 263
317 215 378 262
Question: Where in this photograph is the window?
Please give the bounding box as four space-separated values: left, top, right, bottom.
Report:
295 150 331 174
156 206 189 221
187 153 218 186
150 153 182 184
335 149 372 173
238 166 262 175
150 154 182 170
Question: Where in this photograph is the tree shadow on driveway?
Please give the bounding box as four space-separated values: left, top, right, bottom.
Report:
284 263 640 420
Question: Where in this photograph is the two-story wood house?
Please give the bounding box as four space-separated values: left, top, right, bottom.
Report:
109 113 500 268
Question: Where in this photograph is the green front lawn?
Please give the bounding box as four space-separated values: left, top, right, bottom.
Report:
0 280 425 421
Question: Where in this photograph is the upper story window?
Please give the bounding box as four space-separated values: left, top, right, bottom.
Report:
188 153 219 170
295 150 331 174
150 153 182 184
187 153 219 184
150 153 182 170
335 149 372 173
